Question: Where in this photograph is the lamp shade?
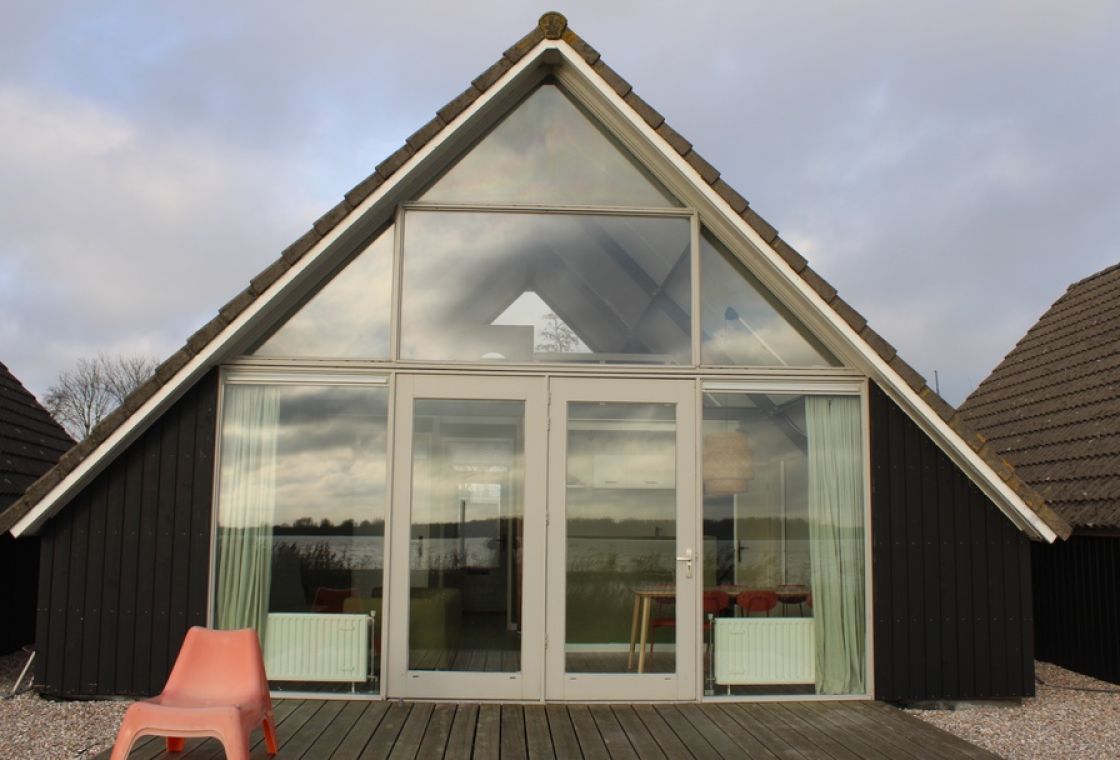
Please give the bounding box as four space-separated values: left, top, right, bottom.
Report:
703 431 753 495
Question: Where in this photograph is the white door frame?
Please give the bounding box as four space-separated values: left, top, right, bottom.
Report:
545 377 698 701
386 374 547 700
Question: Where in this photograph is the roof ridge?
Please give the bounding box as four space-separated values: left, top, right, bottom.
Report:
1068 260 1120 290
0 12 1068 542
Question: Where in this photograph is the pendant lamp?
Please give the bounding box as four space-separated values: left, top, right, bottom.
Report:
703 430 753 495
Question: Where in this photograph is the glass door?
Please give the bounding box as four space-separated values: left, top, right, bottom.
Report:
545 378 697 701
386 375 546 700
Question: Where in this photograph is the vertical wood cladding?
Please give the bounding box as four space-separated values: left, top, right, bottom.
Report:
34 370 218 698
1033 535 1120 684
870 382 1035 702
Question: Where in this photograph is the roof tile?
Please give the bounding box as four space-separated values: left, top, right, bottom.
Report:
472 57 514 92
503 27 545 64
374 144 415 179
741 207 778 243
561 29 600 64
312 200 353 236
800 266 837 302
711 179 749 215
591 60 632 98
280 230 322 266
830 295 868 333
772 238 808 273
406 115 447 152
655 122 692 156
436 86 483 124
684 150 720 185
623 92 665 130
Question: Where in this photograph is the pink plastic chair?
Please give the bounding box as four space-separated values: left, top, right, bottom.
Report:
110 627 278 760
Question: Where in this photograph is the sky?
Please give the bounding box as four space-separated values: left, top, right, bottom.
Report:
2 1 1118 405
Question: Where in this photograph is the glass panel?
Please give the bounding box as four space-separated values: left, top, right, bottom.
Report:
701 393 865 696
409 399 525 672
565 401 677 674
400 211 691 364
251 225 394 359
421 84 679 207
214 383 388 695
700 230 839 367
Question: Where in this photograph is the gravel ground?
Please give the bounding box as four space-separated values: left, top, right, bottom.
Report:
908 661 1120 759
0 649 131 760
2 651 1118 759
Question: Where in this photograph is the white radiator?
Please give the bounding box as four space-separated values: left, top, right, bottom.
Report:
713 618 815 685
264 613 371 683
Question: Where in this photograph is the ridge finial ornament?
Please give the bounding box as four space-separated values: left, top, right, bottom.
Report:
539 12 568 39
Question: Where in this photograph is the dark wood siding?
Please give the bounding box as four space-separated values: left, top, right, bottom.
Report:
1033 535 1120 684
870 382 1035 702
34 370 218 698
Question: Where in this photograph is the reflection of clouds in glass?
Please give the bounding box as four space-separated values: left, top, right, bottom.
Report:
699 231 837 367
400 211 691 362
421 85 677 208
253 227 393 358
218 384 389 526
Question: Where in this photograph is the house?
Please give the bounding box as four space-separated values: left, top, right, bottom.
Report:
961 262 1120 685
0 360 73 655
0 13 1071 705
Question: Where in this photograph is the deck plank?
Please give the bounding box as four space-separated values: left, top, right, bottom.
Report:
359 702 413 760
609 706 668 760
713 703 812 760
415 702 456 759
588 705 639 760
444 703 479 760
331 702 391 760
500 705 529 760
544 705 582 759
99 697 998 760
652 705 723 760
473 704 502 760
631 704 697 759
524 705 556 760
677 702 780 760
385 701 433 760
568 705 610 760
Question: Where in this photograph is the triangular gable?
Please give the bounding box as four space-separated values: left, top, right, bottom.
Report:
0 12 1070 542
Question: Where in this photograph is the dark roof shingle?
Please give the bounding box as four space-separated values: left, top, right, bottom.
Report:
962 263 1120 529
0 361 73 510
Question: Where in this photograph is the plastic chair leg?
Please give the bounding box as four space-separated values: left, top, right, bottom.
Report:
108 726 139 760
166 736 186 752
263 715 279 755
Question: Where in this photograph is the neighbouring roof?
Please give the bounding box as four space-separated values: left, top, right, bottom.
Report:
0 12 1071 541
0 361 73 510
961 263 1120 530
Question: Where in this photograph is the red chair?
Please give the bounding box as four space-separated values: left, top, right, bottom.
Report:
649 590 731 655
737 589 778 616
109 627 278 760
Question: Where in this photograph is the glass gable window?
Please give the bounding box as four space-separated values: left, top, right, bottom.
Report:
701 392 865 696
213 382 389 694
700 230 838 367
251 226 394 359
399 211 692 364
421 84 679 208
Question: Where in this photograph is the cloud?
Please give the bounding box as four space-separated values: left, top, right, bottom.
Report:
0 83 321 394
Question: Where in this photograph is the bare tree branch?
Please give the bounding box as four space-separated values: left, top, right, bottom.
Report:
43 353 158 440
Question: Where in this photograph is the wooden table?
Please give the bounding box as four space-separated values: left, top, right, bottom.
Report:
626 584 675 673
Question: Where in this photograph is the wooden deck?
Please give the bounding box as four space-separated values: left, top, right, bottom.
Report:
101 698 997 759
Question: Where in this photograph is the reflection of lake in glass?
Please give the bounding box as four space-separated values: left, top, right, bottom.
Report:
276 535 505 571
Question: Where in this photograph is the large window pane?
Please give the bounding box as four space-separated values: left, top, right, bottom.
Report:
214 383 388 695
251 225 394 359
421 84 679 208
400 211 691 364
700 230 838 367
408 399 525 672
702 392 865 696
565 402 676 674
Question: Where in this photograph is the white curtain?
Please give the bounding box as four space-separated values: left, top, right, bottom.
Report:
806 395 866 695
215 384 281 640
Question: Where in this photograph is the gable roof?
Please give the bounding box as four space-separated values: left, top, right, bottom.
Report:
0 360 73 510
0 12 1070 542
961 263 1120 530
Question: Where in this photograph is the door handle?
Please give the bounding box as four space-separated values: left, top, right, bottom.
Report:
675 548 693 579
